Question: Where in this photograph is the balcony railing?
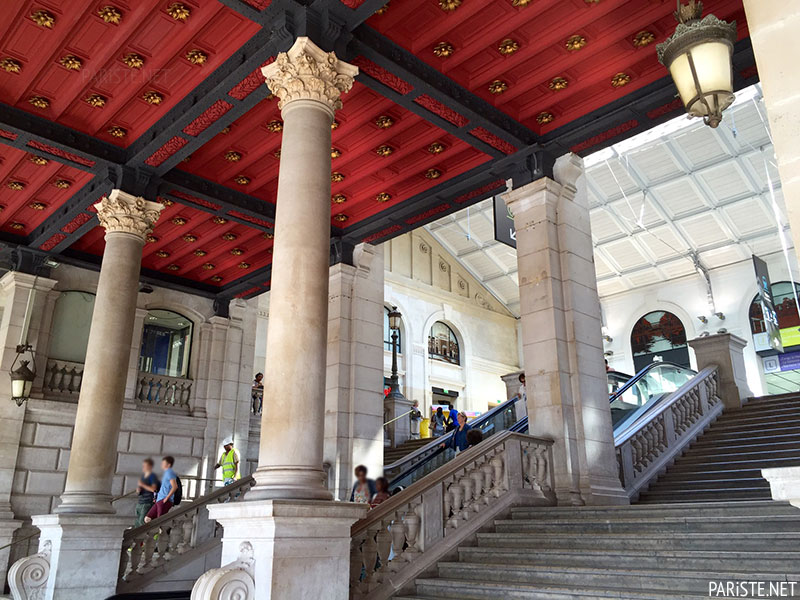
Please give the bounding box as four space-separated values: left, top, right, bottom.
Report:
136 372 193 409
43 359 84 397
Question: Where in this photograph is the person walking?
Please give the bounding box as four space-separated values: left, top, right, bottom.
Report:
214 438 240 486
446 402 459 432
409 400 422 439
431 406 446 437
349 465 376 503
135 458 159 527
145 456 178 523
517 372 528 422
443 412 470 454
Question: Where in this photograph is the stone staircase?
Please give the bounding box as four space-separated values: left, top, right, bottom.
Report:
397 501 800 599
639 393 800 503
384 437 432 465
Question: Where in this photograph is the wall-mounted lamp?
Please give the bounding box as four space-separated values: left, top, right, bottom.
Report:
9 344 35 407
717 328 728 334
602 334 614 343
697 316 708 324
603 350 614 357
714 312 726 320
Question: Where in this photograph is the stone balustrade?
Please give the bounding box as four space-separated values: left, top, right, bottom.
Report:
43 359 85 397
135 372 193 409
117 476 255 593
615 366 723 500
350 430 555 600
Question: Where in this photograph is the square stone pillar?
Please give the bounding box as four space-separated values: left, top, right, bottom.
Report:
0 271 57 583
688 333 752 409
200 500 366 600
8 513 129 600
503 153 628 506
742 0 800 265
384 392 413 448
326 243 385 499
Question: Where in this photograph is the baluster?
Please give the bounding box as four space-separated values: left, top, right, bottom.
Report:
535 446 550 491
446 481 462 529
361 526 380 591
155 381 164 404
75 366 83 391
481 463 494 504
403 505 421 557
459 473 473 520
145 532 159 570
375 521 392 582
350 532 366 595
470 467 484 512
56 366 67 392
389 512 407 571
45 363 56 391
177 515 192 553
65 367 76 393
155 527 169 564
120 538 137 580
136 377 144 401
145 379 155 403
490 454 505 495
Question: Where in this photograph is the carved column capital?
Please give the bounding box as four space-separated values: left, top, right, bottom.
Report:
261 36 358 115
94 189 163 240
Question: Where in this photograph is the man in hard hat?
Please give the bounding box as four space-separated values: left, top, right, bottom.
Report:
214 438 240 487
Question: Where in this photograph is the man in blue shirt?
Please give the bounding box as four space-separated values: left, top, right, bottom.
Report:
144 456 178 523
135 458 160 527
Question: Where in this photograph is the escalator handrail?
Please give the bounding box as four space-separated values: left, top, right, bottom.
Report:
386 397 520 488
608 361 695 404
613 365 718 447
383 395 519 473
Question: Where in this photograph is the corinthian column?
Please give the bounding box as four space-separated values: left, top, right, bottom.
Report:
57 190 163 513
251 37 358 500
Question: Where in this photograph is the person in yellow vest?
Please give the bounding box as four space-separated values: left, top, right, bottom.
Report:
214 438 240 486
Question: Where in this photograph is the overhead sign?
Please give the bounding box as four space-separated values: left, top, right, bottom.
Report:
493 196 516 249
753 255 783 354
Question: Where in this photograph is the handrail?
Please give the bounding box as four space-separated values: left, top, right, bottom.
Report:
383 395 519 474
350 430 556 600
383 409 414 428
608 361 695 403
614 365 723 499
122 475 254 541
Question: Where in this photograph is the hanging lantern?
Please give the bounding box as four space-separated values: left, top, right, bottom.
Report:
657 0 737 128
9 344 35 406
387 306 402 331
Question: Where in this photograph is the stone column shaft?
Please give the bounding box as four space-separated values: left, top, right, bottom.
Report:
57 190 162 513
251 37 357 500
504 154 628 506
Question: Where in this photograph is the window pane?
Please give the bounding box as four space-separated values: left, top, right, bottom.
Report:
138 310 192 378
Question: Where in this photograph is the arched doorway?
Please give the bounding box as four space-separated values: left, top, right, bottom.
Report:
630 310 690 372
750 282 800 394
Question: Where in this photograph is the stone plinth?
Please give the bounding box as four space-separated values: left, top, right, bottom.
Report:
384 391 413 448
501 370 524 401
8 513 129 600
688 333 752 409
200 499 367 599
762 467 800 509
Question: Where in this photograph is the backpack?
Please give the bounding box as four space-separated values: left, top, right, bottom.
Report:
173 476 183 506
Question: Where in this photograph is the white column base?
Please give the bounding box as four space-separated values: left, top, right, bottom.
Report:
0 514 22 590
9 513 129 600
202 499 367 600
762 467 800 509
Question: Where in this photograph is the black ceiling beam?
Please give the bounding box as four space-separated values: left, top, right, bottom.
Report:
349 26 536 152
0 104 125 172
216 0 277 24
346 0 388 29
217 264 272 299
160 169 275 229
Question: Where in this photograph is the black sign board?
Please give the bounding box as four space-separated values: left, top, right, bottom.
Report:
753 255 783 354
493 196 516 249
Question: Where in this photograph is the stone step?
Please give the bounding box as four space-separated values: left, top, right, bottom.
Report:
685 438 800 454
645 477 771 492
674 444 800 463
637 489 772 503
456 546 800 572
509 500 794 520
405 579 710 600
433 563 800 595
494 513 800 534
712 407 800 425
476 531 800 551
692 428 800 445
706 416 800 433
654 467 777 483
745 393 800 406
665 456 800 473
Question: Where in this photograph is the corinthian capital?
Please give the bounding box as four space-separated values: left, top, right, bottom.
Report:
262 37 358 113
94 189 164 240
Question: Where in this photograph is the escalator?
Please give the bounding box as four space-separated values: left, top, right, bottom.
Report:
388 362 698 491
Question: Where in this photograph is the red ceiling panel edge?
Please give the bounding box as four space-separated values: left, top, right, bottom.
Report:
351 57 414 95
414 95 468 127
362 224 403 244
61 212 94 234
242 0 272 8
0 130 18 141
469 127 516 154
144 136 190 167
405 203 451 225
183 100 235 136
646 98 683 121
453 179 505 204
39 233 67 251
169 190 222 211
26 141 96 168
570 119 639 154
228 58 275 101
227 211 273 228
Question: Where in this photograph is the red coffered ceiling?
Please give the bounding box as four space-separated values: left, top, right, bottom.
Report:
72 200 274 288
368 0 748 134
0 0 259 146
177 81 491 227
0 144 93 236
